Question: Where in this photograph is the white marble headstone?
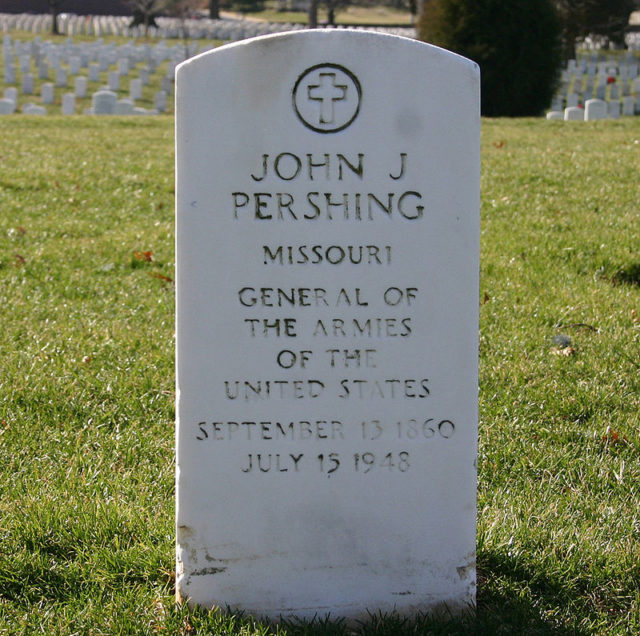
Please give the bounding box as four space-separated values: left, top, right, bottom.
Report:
175 30 480 622
89 63 100 82
92 90 117 115
118 57 129 75
69 55 81 75
129 78 142 100
4 63 15 84
22 103 46 115
61 93 75 115
608 100 621 119
22 73 34 94
564 106 584 121
74 76 88 98
584 98 607 120
622 95 635 116
41 82 54 104
0 98 15 114
115 98 134 115
4 86 17 105
55 67 67 88
154 89 167 113
108 71 119 91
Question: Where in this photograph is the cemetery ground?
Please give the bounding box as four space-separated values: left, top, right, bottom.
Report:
234 4 413 27
0 114 638 634
1 32 227 117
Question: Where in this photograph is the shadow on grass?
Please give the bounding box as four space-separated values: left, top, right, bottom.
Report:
477 550 590 636
612 262 640 287
168 604 479 635
0 548 592 634
168 582 584 636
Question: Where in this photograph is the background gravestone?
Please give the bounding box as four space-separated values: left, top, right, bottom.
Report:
92 90 117 115
176 29 480 621
0 98 15 114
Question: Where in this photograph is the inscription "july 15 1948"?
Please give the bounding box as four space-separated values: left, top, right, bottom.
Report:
194 418 456 474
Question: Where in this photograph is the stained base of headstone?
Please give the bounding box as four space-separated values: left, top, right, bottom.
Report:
175 29 479 621
177 585 475 624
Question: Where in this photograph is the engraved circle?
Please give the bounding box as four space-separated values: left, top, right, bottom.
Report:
293 64 361 134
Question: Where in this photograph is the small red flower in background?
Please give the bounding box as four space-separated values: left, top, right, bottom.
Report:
607 76 616 84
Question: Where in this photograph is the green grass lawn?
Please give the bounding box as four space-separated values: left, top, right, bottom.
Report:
0 116 638 634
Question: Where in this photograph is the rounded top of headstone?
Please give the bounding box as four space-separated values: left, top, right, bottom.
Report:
176 28 479 77
176 28 480 146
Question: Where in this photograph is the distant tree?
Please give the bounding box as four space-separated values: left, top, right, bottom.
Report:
49 0 63 35
555 0 635 58
167 0 201 20
167 0 202 53
209 0 220 19
307 0 348 27
128 0 165 36
228 0 264 12
324 0 349 26
418 0 562 116
308 0 319 28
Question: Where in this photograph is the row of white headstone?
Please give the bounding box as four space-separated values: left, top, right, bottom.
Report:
0 85 167 115
549 54 640 117
1 34 188 115
547 98 633 121
0 12 414 42
0 12 302 41
582 32 640 51
3 33 204 80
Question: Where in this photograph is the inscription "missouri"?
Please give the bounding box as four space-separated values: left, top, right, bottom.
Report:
263 244 392 265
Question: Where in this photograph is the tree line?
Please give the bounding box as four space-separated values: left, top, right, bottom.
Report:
417 0 639 116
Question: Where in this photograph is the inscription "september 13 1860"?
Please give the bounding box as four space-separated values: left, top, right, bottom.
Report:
194 418 456 474
195 418 456 442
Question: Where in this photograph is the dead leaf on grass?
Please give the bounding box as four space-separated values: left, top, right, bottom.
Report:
134 250 154 262
601 427 628 445
551 346 576 356
149 272 173 284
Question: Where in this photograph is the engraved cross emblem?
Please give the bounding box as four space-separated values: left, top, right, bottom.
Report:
307 72 348 125
293 64 361 134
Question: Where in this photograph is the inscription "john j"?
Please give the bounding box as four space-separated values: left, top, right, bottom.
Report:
250 152 407 182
